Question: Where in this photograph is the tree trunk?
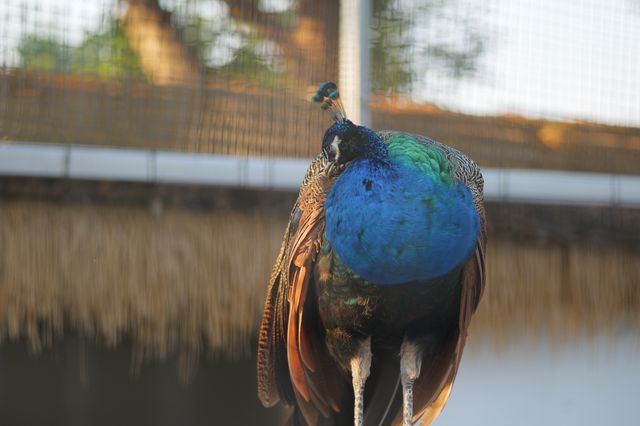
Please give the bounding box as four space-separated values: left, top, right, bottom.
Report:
226 0 339 89
120 0 202 86
120 0 339 88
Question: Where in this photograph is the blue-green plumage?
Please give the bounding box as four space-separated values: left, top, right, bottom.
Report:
324 133 479 284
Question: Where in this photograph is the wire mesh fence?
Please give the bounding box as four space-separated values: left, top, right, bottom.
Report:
0 0 638 172
369 0 640 173
0 0 339 157
371 0 640 126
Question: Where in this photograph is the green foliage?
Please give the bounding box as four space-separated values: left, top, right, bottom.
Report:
370 0 486 95
70 23 144 79
217 43 288 87
165 3 289 88
371 0 413 94
18 20 143 80
15 0 482 91
17 37 68 72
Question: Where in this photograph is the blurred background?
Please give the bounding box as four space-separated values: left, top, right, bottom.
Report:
0 0 639 425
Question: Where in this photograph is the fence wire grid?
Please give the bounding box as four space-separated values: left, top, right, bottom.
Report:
0 0 638 173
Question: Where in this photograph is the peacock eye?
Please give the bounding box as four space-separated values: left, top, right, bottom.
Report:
329 135 341 162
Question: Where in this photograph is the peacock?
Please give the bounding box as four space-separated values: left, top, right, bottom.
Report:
257 82 486 426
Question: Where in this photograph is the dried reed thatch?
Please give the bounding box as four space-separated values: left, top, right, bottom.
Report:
0 199 638 366
0 199 285 368
475 239 640 344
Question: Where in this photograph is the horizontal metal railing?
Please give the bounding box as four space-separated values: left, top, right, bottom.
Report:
1 142 639 207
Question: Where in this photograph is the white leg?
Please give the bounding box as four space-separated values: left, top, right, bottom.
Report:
350 337 372 426
400 338 423 426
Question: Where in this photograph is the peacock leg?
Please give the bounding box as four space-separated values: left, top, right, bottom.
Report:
400 338 423 426
349 337 372 426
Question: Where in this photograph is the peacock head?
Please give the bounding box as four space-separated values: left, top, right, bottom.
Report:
313 81 387 165
321 119 361 164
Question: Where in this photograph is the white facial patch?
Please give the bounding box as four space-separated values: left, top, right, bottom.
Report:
331 135 341 162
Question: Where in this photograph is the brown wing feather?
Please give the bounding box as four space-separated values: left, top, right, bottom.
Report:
257 219 293 407
286 168 347 425
258 156 346 424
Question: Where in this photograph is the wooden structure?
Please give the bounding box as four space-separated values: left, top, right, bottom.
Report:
2 72 639 174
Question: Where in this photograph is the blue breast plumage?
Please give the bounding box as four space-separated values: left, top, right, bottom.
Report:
324 134 479 285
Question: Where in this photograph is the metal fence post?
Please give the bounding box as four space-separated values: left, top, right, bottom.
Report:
339 0 371 126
